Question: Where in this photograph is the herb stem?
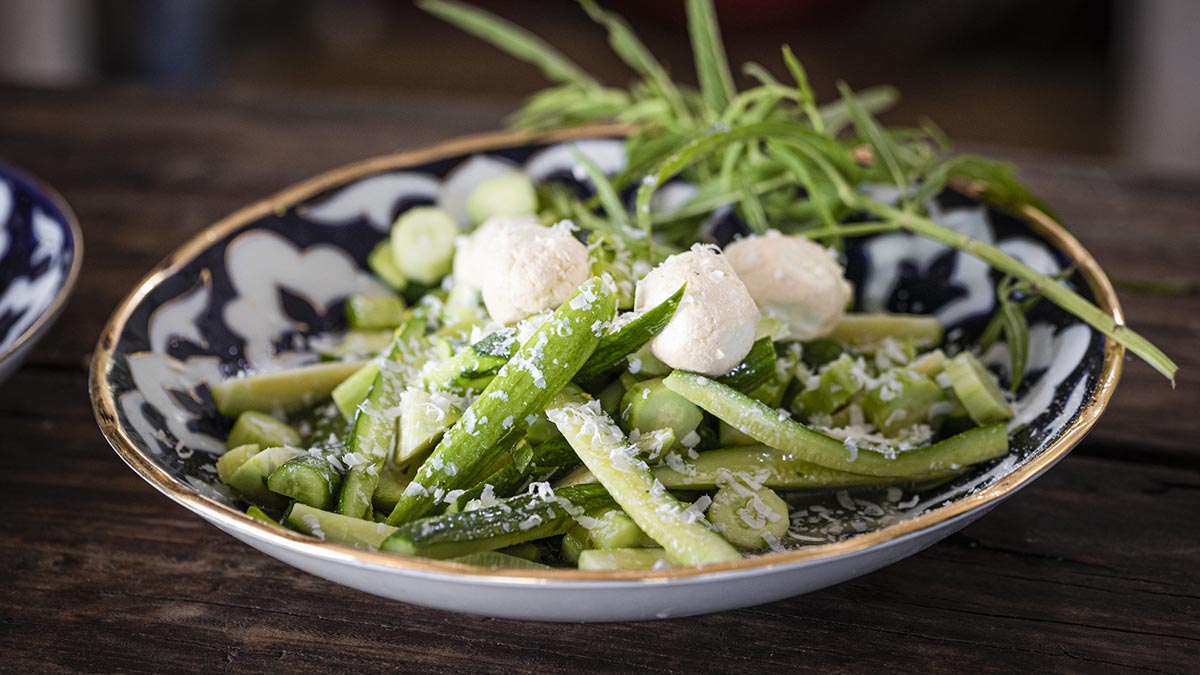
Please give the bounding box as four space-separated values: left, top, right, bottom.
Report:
866 202 1178 383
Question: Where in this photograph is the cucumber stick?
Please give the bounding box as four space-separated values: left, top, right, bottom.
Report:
664 372 1009 477
210 360 367 417
651 445 903 490
420 327 518 391
827 313 943 349
386 277 616 525
546 394 742 566
715 337 776 393
397 388 462 463
287 503 398 549
382 483 612 559
578 548 671 571
573 284 685 386
337 319 428 519
331 362 379 421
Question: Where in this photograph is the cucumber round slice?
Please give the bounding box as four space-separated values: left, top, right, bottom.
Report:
390 207 458 285
267 456 342 510
708 483 790 550
216 443 261 484
367 240 408 290
465 172 538 225
620 377 703 449
944 352 1012 425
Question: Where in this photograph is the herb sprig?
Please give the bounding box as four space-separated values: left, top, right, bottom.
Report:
417 0 1177 384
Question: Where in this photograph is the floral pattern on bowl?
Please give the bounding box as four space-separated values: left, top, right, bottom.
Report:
0 163 82 386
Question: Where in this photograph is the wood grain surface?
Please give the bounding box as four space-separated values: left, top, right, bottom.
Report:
0 86 1196 674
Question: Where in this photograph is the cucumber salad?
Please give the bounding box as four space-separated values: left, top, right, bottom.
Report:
207 0 1175 571
210 173 1013 571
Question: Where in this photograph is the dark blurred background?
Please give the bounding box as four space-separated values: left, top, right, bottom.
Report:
0 0 1197 176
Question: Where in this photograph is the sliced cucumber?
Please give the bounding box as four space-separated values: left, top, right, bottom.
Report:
651 445 899 491
225 446 304 508
368 239 408 291
795 353 863 416
382 483 612 559
267 455 342 510
245 505 279 525
828 313 943 350
707 483 790 550
578 548 671 571
331 362 379 421
449 551 551 569
945 352 1012 425
716 337 776 393
216 443 261 484
620 377 703 450
346 293 407 331
226 411 301 450
861 369 946 436
319 330 394 361
664 372 1008 477
908 348 948 377
372 461 416 513
286 503 398 549
210 360 366 417
397 388 462 463
799 338 846 369
465 172 538 226
390 206 458 285
547 395 742 566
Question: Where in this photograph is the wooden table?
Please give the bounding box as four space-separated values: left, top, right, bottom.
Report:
1 86 1196 674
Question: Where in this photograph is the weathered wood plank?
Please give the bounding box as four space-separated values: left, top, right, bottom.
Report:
0 85 1196 673
0 366 1197 673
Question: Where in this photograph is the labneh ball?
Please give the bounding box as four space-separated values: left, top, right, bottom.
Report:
475 218 591 324
452 215 536 291
635 244 760 376
724 231 852 340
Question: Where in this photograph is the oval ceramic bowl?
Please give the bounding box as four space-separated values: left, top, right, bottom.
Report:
0 162 83 386
91 127 1122 622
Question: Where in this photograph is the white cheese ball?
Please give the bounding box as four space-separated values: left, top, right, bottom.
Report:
451 215 538 290
478 219 591 324
635 244 760 376
724 231 853 340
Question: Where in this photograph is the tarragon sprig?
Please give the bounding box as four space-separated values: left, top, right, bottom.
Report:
419 0 1177 384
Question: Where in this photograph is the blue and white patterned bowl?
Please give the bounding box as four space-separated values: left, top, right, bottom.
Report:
0 162 82 386
90 127 1122 621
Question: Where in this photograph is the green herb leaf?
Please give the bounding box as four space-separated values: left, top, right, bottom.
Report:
685 0 737 115
579 0 691 122
419 0 598 88
569 144 631 230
